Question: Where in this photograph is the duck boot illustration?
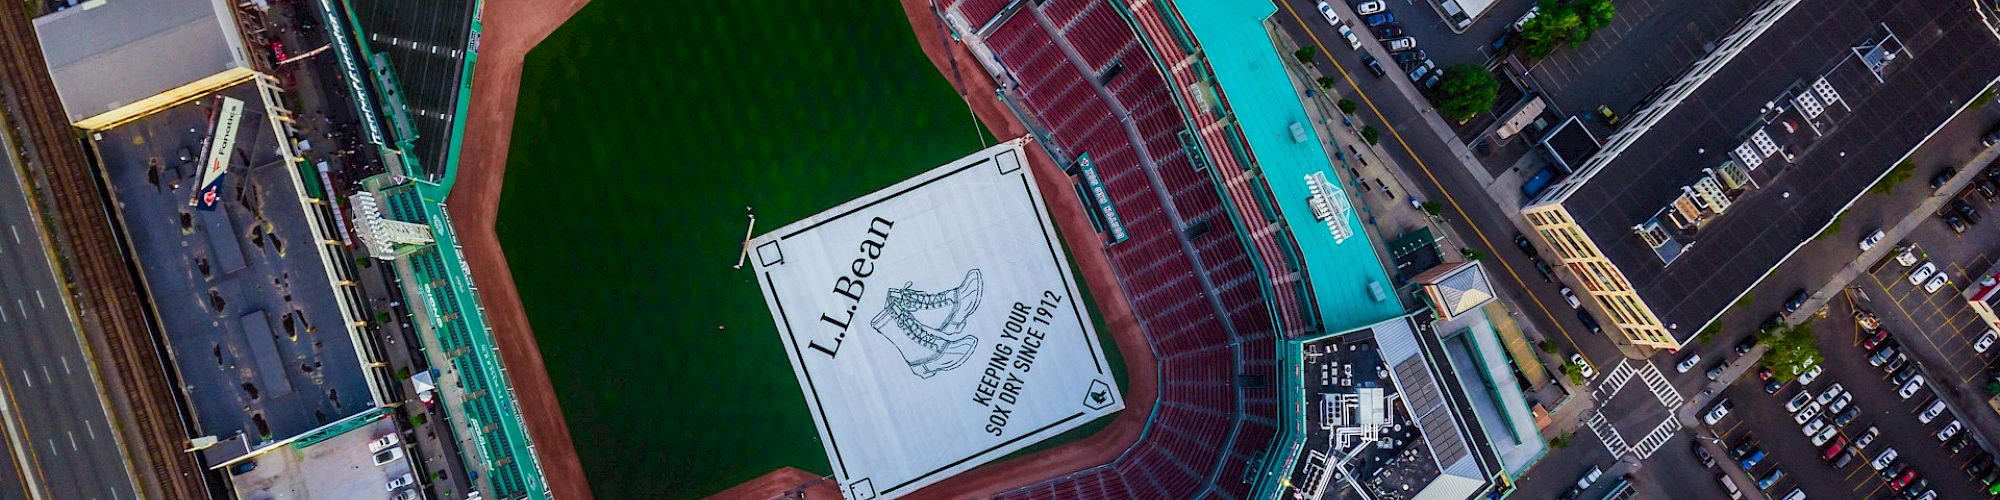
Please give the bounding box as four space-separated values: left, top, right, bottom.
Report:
869 270 984 378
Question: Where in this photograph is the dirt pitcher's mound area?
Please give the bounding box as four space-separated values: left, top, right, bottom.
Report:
448 0 592 497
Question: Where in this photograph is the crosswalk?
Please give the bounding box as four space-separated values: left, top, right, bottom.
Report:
1596 360 1637 398
1630 417 1682 459
1636 362 1684 407
1585 411 1629 456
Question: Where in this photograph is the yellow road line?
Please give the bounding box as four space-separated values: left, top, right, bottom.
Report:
1274 1 1588 359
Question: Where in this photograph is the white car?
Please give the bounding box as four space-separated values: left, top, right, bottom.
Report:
1827 392 1853 414
1676 353 1702 373
368 433 401 453
1924 274 1948 294
1785 391 1813 413
1571 353 1595 379
1316 1 1341 26
1811 424 1839 446
1859 229 1885 251
1919 400 1947 424
1798 365 1823 385
385 473 415 491
1384 37 1417 52
1794 404 1821 425
1910 262 1937 286
1815 383 1844 406
1801 417 1828 437
371 447 403 466
1977 329 1999 354
1338 25 1361 49
1561 287 1581 309
1354 0 1388 15
1899 375 1926 399
1871 447 1899 470
1704 398 1733 425
1938 420 1963 441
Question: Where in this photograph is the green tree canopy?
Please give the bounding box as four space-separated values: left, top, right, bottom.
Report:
1518 0 1617 58
1437 65 1500 121
1760 323 1822 382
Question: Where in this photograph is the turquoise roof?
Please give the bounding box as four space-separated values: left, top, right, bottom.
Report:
1177 0 1404 333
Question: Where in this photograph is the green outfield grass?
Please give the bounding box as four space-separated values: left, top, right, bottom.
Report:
496 1 1123 497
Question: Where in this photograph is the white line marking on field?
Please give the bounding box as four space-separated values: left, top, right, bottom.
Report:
9 225 17 243
2 305 8 323
14 300 22 317
45 439 55 456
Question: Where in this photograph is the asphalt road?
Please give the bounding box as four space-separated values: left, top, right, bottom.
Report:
0 123 137 499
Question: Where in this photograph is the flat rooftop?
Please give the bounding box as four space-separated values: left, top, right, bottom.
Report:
33 0 249 124
1178 0 1406 333
1284 317 1493 499
228 410 417 499
1557 0 2000 339
95 81 373 445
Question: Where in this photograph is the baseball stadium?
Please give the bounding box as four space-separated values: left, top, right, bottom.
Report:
452 0 1549 497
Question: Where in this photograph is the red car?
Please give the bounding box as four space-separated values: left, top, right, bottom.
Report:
1757 366 1775 380
1863 329 1891 350
1890 469 1919 491
1821 436 1847 461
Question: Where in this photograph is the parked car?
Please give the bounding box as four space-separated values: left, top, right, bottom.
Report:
1676 353 1702 373
1383 36 1417 51
1694 442 1716 468
1869 345 1900 367
1863 328 1891 350
1892 365 1920 385
1831 405 1859 427
1910 262 1938 286
1794 404 1821 425
1932 168 1957 190
1759 313 1786 334
1872 447 1899 470
1316 1 1342 25
1891 469 1920 491
1730 438 1757 459
1827 392 1852 414
1364 12 1396 27
1705 398 1734 424
1740 449 1768 468
1786 392 1813 413
1360 55 1386 77
1735 336 1757 355
1560 287 1581 309
1575 466 1603 489
1763 379 1783 394
1811 424 1839 446
1953 199 1981 223
1706 363 1726 381
1899 375 1927 399
1338 25 1361 49
1920 400 1947 423
1801 417 1828 437
1570 353 1595 379
1882 353 1909 373
1855 426 1880 449
1393 49 1427 68
1818 384 1846 407
1822 436 1849 461
1576 309 1601 333
1717 474 1743 499
1784 289 1809 314
1925 274 1949 294
1948 434 1971 454
1978 329 1999 353
1374 25 1405 38
1938 420 1964 442
1986 122 2000 147
1798 365 1822 385
1407 59 1437 82
1945 214 1970 234
1859 229 1886 251
1980 178 2000 200
1757 468 1785 490
1355 0 1388 15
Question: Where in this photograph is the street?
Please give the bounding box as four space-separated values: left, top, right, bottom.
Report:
0 109 139 499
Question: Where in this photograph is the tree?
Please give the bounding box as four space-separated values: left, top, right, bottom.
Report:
1564 362 1585 385
1317 76 1338 90
1519 3 1582 58
1436 65 1500 121
1421 201 1444 216
1537 340 1556 354
1575 0 1616 37
1760 323 1822 382
1361 125 1381 145
1696 322 1722 342
1294 45 1318 64
1986 380 2000 396
1462 248 1485 261
1550 432 1574 449
1338 99 1358 115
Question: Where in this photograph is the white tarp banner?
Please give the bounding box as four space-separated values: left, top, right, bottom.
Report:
750 139 1122 499
192 96 244 210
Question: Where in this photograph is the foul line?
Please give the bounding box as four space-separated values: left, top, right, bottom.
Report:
1276 2 1586 361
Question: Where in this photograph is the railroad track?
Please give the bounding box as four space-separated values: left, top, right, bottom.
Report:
0 2 210 498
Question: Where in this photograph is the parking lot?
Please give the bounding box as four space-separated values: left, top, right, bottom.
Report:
1700 294 1994 499
1856 175 2000 390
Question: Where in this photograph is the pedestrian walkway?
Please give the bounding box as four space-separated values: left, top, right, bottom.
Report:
1585 411 1628 456
1596 360 1636 397
1629 418 1680 460
1637 362 1683 408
